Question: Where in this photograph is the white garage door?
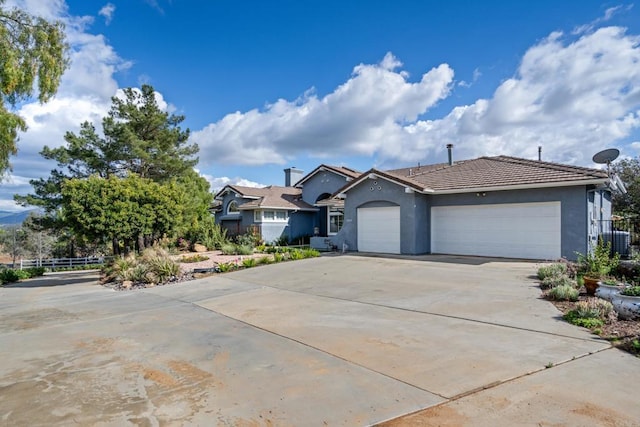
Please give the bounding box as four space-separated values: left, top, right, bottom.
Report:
431 202 561 260
357 206 401 254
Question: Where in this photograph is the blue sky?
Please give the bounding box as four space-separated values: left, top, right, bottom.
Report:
2 0 640 211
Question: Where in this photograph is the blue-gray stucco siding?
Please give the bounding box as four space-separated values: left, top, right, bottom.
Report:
299 169 352 238
334 177 605 260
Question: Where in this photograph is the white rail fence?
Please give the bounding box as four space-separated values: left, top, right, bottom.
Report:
18 256 108 270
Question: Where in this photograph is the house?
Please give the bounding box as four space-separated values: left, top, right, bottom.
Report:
330 154 615 260
213 166 360 244
214 153 619 260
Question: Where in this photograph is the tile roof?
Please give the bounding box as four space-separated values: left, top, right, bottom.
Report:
221 185 317 211
337 156 609 196
387 156 609 192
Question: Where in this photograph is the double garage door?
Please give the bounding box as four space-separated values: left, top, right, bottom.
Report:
357 202 561 259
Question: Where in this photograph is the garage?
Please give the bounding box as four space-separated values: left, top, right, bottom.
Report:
357 206 401 254
431 202 561 260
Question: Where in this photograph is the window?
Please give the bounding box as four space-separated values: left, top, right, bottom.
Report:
329 207 344 234
255 210 288 222
227 201 239 215
263 210 274 221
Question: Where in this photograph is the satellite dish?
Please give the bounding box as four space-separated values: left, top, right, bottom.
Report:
592 148 620 165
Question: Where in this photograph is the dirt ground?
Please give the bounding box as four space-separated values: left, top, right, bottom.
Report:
544 290 640 356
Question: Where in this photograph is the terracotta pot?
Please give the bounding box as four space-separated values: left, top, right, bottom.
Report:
583 276 600 296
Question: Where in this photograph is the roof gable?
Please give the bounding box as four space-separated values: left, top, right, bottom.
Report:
215 184 317 211
295 164 361 187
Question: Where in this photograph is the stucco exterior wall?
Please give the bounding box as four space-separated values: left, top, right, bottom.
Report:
299 169 352 238
215 192 254 234
337 178 598 260
333 177 428 254
429 186 590 260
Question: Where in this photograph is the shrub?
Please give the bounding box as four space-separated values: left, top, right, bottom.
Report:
147 256 180 282
236 245 254 256
621 286 640 297
221 243 237 255
24 267 46 278
273 253 284 263
256 256 273 265
273 235 289 246
289 249 305 260
537 263 567 280
565 316 604 329
242 258 257 268
540 274 576 290
302 248 321 258
217 262 237 272
122 264 148 283
547 284 579 301
236 229 262 248
0 269 22 284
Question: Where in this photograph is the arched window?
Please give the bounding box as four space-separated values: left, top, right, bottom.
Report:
227 200 239 215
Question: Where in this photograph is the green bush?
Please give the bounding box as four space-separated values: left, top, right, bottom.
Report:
236 245 254 256
221 244 254 255
302 248 321 258
221 243 237 255
547 284 579 301
537 263 567 280
24 267 46 278
273 253 284 263
242 258 257 268
147 257 180 282
621 286 640 297
217 262 237 272
289 249 305 260
564 315 604 329
256 256 273 265
0 269 22 284
540 274 576 290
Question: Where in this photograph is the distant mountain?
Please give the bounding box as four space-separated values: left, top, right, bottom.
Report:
0 210 40 227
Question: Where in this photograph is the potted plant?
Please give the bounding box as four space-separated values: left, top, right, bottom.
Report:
612 285 640 320
577 239 620 296
595 277 627 301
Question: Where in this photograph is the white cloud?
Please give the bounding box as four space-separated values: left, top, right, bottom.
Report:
98 3 115 25
397 26 640 166
203 175 265 193
192 52 454 166
194 27 640 169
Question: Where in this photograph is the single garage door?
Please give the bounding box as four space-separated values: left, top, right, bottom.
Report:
357 206 401 254
431 202 561 260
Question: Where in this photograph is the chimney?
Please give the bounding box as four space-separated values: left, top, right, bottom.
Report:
284 167 304 187
446 144 454 166
538 146 542 161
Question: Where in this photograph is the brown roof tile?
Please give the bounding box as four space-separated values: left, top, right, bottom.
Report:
223 185 317 211
393 156 608 192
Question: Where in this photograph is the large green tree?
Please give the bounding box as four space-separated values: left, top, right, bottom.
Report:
17 84 212 255
16 84 199 212
0 1 69 176
61 174 183 254
612 157 640 217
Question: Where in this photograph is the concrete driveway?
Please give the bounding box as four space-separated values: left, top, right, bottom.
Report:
0 255 638 426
